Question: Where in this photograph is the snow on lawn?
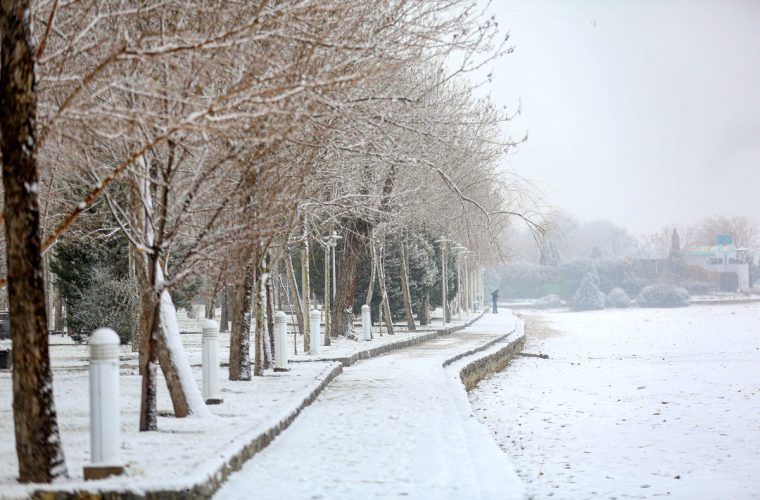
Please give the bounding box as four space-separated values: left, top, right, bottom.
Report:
0 344 338 498
470 303 760 499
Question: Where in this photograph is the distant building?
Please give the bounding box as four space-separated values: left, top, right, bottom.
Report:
683 235 750 291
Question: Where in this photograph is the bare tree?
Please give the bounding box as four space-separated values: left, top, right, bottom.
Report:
689 215 759 248
0 0 67 482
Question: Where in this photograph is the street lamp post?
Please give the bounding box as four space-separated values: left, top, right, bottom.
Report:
321 230 342 344
329 230 341 301
460 250 471 314
434 237 449 324
467 260 473 311
320 237 331 345
452 245 467 319
481 267 487 312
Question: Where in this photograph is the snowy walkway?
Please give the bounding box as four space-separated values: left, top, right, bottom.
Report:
0 310 483 497
470 304 760 499
215 312 525 500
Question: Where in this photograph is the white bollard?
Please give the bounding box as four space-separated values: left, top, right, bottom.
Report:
361 304 372 341
274 311 289 372
310 309 321 355
84 328 124 480
201 319 223 405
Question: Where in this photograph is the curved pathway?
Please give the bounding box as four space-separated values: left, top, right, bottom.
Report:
215 313 524 500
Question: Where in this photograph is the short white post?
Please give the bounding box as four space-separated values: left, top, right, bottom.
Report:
201 319 223 405
274 311 289 371
310 309 321 355
84 328 124 480
361 304 372 341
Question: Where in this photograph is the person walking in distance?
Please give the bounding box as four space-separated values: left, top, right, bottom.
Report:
491 289 499 314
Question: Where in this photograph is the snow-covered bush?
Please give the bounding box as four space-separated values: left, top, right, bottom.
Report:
558 259 596 288
534 294 563 309
66 267 139 344
595 260 631 293
572 275 606 311
498 263 552 298
606 287 631 308
621 277 650 297
636 285 690 308
681 281 716 295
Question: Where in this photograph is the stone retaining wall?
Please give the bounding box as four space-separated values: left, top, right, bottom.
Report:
450 319 526 392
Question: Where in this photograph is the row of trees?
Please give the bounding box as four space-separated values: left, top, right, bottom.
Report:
1 0 533 483
507 212 759 264
498 214 760 300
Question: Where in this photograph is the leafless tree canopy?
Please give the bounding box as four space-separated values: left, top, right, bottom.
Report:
1 0 539 482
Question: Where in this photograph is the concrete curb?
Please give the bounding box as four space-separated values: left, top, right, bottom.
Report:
688 298 760 306
30 312 487 499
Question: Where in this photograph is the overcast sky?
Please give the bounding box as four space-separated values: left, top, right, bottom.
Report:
478 0 760 234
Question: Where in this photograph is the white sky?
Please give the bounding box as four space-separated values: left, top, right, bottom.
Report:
478 0 760 234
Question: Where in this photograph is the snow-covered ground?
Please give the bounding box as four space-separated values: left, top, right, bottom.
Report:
0 354 339 498
215 311 525 500
0 308 479 497
470 303 760 499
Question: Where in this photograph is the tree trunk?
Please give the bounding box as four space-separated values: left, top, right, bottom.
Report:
323 245 331 345
44 254 53 330
206 269 224 320
331 219 370 336
205 287 216 319
419 288 431 326
130 291 140 353
137 284 159 431
155 289 210 418
285 251 304 341
365 235 376 323
377 243 394 335
0 1 68 479
135 258 211 426
265 256 276 360
397 236 416 331
253 262 265 376
130 155 211 427
229 263 254 381
53 285 64 332
300 240 310 352
442 245 449 323
220 285 230 333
